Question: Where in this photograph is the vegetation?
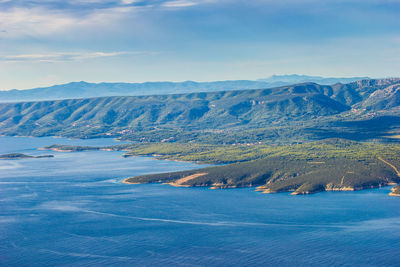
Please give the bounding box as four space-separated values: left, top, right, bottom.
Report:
43 143 271 164
44 138 400 163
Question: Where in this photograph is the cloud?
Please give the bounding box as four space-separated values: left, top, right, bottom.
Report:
0 0 210 11
2 51 147 62
0 8 77 38
0 0 215 39
162 0 199 7
120 0 140 4
0 4 143 39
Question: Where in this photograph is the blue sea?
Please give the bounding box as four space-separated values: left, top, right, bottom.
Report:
0 136 399 266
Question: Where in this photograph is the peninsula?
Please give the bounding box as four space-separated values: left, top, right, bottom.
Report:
40 139 400 196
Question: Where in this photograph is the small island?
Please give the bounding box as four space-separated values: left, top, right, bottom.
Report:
0 153 54 160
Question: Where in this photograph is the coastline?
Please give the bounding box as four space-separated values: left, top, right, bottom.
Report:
123 176 400 196
260 183 399 195
123 173 208 187
121 178 143 184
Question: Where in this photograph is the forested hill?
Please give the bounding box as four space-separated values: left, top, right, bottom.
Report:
0 75 367 102
0 78 399 142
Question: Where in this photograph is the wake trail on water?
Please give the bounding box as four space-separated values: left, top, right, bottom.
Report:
77 208 354 229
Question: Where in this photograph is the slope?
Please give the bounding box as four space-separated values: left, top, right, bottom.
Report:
0 75 368 102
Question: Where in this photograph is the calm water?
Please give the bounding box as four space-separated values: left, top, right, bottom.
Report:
0 136 399 266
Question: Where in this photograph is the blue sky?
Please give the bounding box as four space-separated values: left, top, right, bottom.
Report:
0 0 399 90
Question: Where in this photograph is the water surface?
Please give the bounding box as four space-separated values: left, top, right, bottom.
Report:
0 136 399 266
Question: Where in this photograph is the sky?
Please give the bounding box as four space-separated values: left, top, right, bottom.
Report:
0 0 399 90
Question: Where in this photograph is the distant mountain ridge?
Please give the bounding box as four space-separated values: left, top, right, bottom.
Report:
257 74 368 85
0 75 369 102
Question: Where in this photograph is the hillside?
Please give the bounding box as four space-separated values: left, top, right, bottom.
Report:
0 78 399 143
0 75 367 102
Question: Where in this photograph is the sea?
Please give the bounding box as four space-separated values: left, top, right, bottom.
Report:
0 136 399 266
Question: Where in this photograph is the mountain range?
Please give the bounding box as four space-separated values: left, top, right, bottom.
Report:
0 78 399 143
0 75 368 103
